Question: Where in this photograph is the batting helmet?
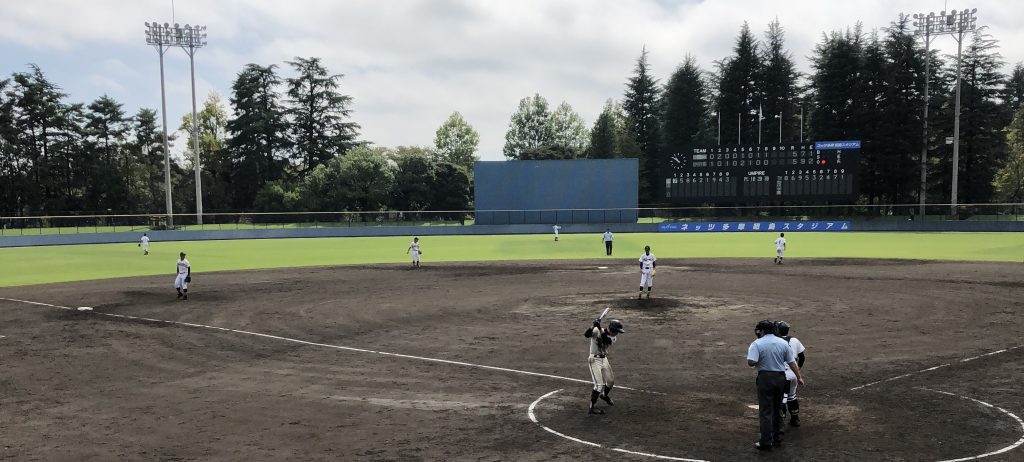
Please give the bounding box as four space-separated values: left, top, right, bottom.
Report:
776 321 791 336
608 319 625 334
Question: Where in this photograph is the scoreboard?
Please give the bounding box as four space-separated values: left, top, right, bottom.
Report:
663 140 860 203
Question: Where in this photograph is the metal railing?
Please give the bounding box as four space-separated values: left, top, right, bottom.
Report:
0 204 1021 235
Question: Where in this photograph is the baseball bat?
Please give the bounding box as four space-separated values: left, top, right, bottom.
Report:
597 307 610 321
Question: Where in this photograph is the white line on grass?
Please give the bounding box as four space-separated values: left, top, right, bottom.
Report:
0 297 658 394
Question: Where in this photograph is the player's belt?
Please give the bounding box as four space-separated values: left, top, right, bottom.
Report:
757 371 785 375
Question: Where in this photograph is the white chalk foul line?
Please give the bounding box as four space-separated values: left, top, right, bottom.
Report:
0 297 658 394
920 388 1024 462
850 345 1024 391
527 389 708 462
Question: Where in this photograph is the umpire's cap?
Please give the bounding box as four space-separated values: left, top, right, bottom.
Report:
755 319 777 335
776 321 791 336
608 319 625 334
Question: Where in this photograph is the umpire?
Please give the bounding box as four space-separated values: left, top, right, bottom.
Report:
746 320 805 451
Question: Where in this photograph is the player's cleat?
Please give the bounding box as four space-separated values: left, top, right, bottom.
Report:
790 415 800 427
754 442 772 451
600 394 614 406
183 295 188 300
177 293 183 299
588 407 605 415
646 292 651 299
638 293 643 299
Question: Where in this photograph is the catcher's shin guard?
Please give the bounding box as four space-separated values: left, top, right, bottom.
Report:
788 399 800 426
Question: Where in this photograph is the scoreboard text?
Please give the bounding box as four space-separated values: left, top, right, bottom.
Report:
663 141 860 203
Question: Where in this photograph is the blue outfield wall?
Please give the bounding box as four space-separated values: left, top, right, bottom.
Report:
0 220 1021 248
473 159 639 225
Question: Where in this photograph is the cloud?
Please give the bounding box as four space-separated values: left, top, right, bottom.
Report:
1 0 1021 161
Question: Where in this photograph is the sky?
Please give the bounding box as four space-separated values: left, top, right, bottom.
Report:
2 0 1022 162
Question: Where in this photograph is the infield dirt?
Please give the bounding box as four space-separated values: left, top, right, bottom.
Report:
1 258 1022 461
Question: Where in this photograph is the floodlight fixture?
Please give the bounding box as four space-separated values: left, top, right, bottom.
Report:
911 8 978 217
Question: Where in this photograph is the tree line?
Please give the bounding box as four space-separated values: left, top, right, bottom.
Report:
503 17 1024 206
0 58 477 216
3 15 1024 216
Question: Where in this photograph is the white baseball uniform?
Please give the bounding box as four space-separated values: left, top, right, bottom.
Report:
639 252 656 287
140 235 149 252
408 241 420 264
775 237 787 258
783 336 805 402
587 326 616 392
552 225 561 240
174 258 190 290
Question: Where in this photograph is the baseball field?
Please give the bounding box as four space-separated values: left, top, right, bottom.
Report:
1 232 1023 461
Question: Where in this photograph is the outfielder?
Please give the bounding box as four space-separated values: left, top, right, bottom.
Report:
552 224 561 242
639 245 656 299
776 321 806 427
584 316 625 415
406 237 422 268
175 252 191 300
774 233 787 265
139 233 150 256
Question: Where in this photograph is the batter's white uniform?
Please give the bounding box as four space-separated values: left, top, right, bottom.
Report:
783 336 805 402
174 258 190 290
775 237 787 258
408 241 420 264
140 235 150 253
587 326 615 392
639 253 656 287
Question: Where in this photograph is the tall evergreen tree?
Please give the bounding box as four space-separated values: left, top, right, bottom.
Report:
623 47 662 203
661 55 707 157
1002 62 1024 115
84 95 129 210
9 64 72 212
933 30 1006 204
759 19 800 144
503 94 552 159
588 99 621 159
285 57 359 174
717 23 761 145
809 26 867 141
225 64 289 209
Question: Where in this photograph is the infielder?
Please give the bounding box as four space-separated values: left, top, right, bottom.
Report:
776 321 806 427
552 224 561 242
175 252 191 300
774 233 787 264
639 245 656 299
139 233 150 256
583 317 625 415
406 237 422 268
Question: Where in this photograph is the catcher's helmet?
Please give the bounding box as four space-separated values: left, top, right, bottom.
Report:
608 319 625 334
776 321 791 336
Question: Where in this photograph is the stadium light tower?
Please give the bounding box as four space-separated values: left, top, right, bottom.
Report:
913 8 978 217
144 21 208 226
144 21 175 227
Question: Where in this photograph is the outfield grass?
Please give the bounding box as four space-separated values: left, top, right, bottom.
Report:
0 232 1021 287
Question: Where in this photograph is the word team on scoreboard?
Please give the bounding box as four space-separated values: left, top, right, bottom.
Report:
664 140 860 203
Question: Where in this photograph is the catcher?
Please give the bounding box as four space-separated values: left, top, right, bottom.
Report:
639 245 656 299
584 316 625 415
175 252 191 300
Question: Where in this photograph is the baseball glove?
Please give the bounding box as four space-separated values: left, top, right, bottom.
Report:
651 269 656 276
185 276 191 283
137 243 141 247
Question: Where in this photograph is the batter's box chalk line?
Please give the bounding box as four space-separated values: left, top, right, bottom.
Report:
528 387 1024 462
